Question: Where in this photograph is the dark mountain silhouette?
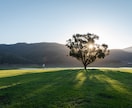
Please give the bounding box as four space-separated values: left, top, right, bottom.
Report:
91 49 132 67
0 43 81 67
0 42 132 67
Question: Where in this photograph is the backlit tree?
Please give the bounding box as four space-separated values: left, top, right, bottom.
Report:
66 33 109 70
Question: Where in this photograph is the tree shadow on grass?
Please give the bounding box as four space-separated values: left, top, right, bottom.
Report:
0 69 132 108
0 69 80 107
72 69 132 108
86 69 132 107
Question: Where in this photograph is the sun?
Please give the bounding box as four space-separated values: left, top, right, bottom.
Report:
88 44 94 49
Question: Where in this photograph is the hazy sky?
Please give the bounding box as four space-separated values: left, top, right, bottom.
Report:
0 0 132 49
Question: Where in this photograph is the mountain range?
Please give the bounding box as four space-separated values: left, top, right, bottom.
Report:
0 42 132 67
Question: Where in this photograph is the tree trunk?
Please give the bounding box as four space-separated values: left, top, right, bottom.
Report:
84 64 87 70
82 61 87 70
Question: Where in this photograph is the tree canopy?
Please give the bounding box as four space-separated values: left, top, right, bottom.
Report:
66 33 109 69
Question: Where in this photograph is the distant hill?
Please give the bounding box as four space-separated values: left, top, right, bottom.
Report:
0 42 81 67
0 42 132 67
123 46 132 52
91 49 132 67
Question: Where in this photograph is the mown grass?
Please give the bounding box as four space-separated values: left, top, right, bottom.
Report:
0 68 132 108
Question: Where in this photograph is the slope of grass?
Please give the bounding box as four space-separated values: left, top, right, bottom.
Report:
0 68 132 108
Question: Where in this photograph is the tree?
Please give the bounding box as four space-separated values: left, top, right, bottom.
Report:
66 33 109 70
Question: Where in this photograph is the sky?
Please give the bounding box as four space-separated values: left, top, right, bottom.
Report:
0 0 132 49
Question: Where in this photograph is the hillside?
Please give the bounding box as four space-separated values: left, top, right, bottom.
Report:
123 46 132 52
91 49 132 67
0 42 132 67
0 43 81 67
0 69 132 108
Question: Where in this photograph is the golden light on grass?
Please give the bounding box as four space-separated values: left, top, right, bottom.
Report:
94 74 130 94
0 70 43 78
0 69 64 78
75 71 86 88
0 82 21 90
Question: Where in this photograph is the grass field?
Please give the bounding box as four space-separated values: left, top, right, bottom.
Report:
0 68 132 108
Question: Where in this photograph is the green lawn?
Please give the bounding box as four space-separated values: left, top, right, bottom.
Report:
0 68 132 108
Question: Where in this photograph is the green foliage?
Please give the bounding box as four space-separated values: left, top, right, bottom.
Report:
0 68 132 108
66 33 109 69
